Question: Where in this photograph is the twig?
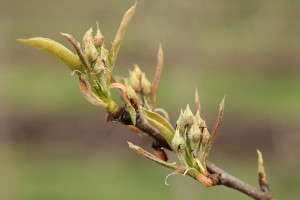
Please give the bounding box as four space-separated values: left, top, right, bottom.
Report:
206 161 274 200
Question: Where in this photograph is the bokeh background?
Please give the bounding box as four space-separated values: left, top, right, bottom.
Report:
1 0 299 199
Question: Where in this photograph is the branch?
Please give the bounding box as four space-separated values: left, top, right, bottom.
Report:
108 106 275 200
206 161 274 200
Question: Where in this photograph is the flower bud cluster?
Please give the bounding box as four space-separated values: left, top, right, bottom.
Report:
75 25 119 113
171 105 211 175
127 65 153 108
81 25 110 93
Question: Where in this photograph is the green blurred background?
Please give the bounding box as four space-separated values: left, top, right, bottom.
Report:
1 0 299 199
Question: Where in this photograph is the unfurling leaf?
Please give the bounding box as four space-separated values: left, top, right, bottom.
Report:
61 33 91 71
151 44 164 108
17 37 82 72
205 96 225 160
140 107 175 144
109 2 137 69
79 77 107 107
154 108 170 122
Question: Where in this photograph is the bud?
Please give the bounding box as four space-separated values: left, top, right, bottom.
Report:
199 120 210 161
183 105 194 123
194 111 201 125
85 39 98 63
82 28 98 63
93 57 105 74
133 64 142 79
82 27 93 49
177 105 195 134
175 109 185 133
141 73 151 95
94 22 104 48
171 128 187 166
126 83 139 102
100 45 109 65
201 122 210 146
129 70 141 91
188 123 201 154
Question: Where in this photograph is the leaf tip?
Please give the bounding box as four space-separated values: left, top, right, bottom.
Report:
219 95 226 113
128 141 134 149
195 88 201 113
16 38 26 43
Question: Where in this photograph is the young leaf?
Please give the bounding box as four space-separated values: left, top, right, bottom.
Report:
61 33 91 71
17 37 82 72
109 2 137 70
79 77 108 107
140 107 175 144
205 96 225 161
151 44 164 108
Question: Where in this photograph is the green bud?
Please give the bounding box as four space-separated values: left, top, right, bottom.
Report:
175 110 185 133
199 120 210 161
188 123 201 154
133 64 142 79
176 105 195 136
93 57 105 74
100 45 109 63
200 121 210 145
194 112 201 125
171 129 187 166
126 84 139 102
182 105 195 127
85 39 98 63
141 73 151 95
82 27 93 49
129 70 141 91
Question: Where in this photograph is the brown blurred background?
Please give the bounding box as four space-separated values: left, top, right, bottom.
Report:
0 0 299 199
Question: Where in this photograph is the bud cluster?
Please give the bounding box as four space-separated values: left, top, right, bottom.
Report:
171 105 211 175
127 65 153 108
78 25 116 111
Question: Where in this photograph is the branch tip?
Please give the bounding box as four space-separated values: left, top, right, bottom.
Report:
257 149 270 193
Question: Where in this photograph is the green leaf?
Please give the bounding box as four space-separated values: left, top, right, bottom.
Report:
140 107 175 144
17 37 82 72
109 2 137 70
